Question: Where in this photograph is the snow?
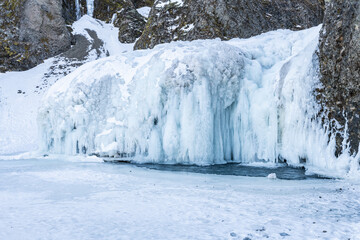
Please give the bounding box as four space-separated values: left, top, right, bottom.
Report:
0 60 53 155
137 6 151 18
156 0 184 8
0 157 359 240
267 173 277 179
72 15 134 56
39 25 360 177
181 23 195 32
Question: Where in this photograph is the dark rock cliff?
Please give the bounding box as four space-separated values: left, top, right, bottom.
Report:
318 0 360 156
62 0 77 24
0 0 71 72
132 0 154 8
93 0 146 43
134 0 324 50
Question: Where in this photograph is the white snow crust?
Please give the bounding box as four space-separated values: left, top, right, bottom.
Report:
137 7 151 18
0 158 359 240
38 26 360 177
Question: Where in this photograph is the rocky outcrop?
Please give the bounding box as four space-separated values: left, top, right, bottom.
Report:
115 7 146 43
318 0 360 156
134 0 324 50
62 0 77 24
0 0 71 72
93 0 133 22
132 0 154 8
93 0 146 43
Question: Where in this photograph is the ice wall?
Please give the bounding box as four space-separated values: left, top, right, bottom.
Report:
38 26 359 176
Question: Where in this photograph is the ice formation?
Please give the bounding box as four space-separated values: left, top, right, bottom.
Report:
86 0 94 17
38 26 359 176
75 0 94 18
75 0 81 20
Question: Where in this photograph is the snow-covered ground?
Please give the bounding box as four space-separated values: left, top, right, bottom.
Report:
0 157 359 240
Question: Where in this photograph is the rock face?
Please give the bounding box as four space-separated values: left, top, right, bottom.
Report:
132 0 154 8
62 0 77 24
318 0 360 156
93 0 146 43
0 0 71 72
134 0 324 50
93 0 133 22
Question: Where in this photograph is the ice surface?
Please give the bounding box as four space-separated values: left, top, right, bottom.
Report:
0 157 359 239
38 26 360 177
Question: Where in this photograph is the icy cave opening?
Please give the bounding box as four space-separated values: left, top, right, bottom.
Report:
38 26 359 177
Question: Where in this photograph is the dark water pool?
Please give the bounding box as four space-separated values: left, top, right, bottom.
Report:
104 160 328 180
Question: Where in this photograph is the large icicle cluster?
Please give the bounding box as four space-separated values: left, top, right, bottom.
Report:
38 26 359 176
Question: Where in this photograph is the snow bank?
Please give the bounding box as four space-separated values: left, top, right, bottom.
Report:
72 15 134 56
38 26 359 176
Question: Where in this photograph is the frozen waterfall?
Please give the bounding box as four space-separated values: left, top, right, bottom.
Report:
75 0 81 20
38 26 359 177
86 0 94 17
75 0 94 19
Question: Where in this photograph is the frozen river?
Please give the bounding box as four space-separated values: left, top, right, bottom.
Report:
0 158 359 239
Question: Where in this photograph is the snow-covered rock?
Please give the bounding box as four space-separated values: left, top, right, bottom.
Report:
267 173 277 179
38 26 359 177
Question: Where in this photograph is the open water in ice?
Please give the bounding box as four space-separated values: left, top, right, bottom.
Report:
104 161 328 180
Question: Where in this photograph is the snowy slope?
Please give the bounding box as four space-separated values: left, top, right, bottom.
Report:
0 16 133 156
38 25 360 177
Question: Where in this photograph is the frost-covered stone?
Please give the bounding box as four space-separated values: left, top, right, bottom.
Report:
134 0 324 50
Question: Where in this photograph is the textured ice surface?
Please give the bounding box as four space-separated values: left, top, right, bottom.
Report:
38 26 360 177
0 158 359 240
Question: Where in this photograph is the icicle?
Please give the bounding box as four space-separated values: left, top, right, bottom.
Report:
75 0 81 20
86 0 94 17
